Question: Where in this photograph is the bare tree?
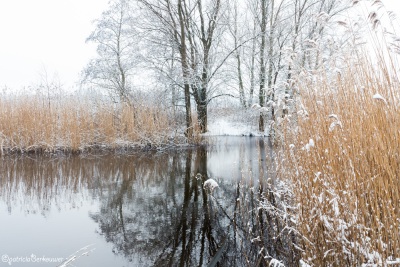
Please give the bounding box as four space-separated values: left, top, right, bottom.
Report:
191 0 223 133
227 0 249 108
286 0 348 92
137 0 227 134
250 0 287 132
235 0 347 135
83 0 139 105
137 0 194 136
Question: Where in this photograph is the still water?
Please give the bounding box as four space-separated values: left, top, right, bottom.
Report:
0 137 295 267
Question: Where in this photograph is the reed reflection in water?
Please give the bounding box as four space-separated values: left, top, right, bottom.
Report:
0 137 299 266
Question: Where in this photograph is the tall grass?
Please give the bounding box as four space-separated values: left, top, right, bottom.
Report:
0 91 186 154
281 51 400 265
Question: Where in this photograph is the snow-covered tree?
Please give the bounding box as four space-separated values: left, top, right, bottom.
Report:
83 0 140 105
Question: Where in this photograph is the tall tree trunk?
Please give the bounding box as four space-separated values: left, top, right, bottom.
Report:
198 58 208 133
233 0 246 108
249 21 257 107
267 0 276 137
170 44 177 121
258 0 267 132
237 55 246 108
197 100 207 133
194 0 220 133
178 0 193 138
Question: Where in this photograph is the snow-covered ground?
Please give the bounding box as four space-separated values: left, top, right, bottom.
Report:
205 118 263 136
204 108 267 137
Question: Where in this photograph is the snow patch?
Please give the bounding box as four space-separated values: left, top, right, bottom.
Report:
302 139 315 151
204 118 263 136
203 178 219 192
269 259 285 267
299 259 312 267
373 93 387 104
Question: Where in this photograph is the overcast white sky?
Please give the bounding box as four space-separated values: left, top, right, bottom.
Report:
0 0 398 91
0 0 109 90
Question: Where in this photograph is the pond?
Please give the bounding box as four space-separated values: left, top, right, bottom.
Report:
0 137 298 267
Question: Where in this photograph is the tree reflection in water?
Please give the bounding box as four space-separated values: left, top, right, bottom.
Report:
89 143 299 266
0 138 300 266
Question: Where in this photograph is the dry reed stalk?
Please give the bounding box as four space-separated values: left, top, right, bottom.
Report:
282 54 400 265
0 93 176 153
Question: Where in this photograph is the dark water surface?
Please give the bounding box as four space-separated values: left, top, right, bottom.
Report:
0 137 293 267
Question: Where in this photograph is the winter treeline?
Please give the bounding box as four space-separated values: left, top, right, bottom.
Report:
82 0 371 136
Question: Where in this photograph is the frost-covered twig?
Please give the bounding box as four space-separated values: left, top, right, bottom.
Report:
57 244 96 267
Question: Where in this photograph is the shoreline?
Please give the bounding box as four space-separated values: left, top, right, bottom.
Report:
0 139 210 157
0 135 272 157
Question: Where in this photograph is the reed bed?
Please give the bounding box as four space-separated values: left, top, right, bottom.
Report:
281 54 400 265
0 92 181 154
